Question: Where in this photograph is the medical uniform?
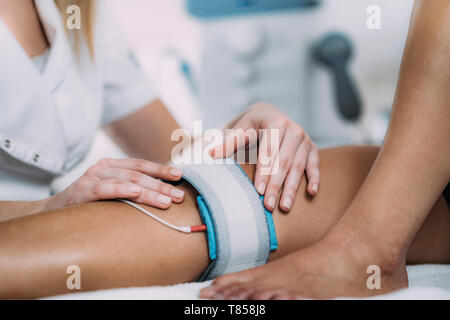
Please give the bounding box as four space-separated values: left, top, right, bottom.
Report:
0 0 156 201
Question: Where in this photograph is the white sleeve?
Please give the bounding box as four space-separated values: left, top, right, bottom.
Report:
96 5 157 125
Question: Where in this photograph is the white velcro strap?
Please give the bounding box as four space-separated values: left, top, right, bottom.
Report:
177 160 274 280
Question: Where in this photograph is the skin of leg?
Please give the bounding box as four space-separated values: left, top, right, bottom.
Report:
0 147 448 298
202 146 450 299
260 147 450 265
203 0 449 301
0 185 209 299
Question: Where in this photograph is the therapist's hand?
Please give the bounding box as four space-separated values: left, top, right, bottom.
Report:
44 158 185 211
210 103 320 212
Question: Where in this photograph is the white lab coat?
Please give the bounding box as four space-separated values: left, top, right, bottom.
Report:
0 0 156 201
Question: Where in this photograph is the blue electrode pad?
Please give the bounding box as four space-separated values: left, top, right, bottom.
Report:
177 160 278 281
197 194 278 263
197 195 218 261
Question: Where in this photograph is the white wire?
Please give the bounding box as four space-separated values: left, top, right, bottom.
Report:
118 199 191 234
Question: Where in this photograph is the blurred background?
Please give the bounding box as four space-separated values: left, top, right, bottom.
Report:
53 0 415 191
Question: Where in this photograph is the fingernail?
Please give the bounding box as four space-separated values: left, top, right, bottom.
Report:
257 182 266 194
282 197 292 210
312 184 318 193
170 168 182 177
170 188 184 198
129 186 142 194
157 194 171 205
268 196 276 208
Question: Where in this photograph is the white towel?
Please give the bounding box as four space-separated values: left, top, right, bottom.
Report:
49 264 450 300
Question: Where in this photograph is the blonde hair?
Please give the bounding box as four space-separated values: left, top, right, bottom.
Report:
54 0 95 57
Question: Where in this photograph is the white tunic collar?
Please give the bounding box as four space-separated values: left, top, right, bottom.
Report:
0 1 72 175
0 0 71 92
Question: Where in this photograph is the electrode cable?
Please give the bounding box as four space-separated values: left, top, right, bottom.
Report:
118 199 206 234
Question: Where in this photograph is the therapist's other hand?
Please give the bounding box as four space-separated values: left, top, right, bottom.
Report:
210 103 320 213
44 158 184 211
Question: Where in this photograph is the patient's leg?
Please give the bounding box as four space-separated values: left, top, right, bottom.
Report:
265 146 450 264
0 146 448 298
0 184 209 299
201 146 450 299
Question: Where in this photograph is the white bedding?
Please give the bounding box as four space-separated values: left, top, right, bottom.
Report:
49 264 450 300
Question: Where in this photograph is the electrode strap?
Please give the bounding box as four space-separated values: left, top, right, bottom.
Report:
177 160 278 281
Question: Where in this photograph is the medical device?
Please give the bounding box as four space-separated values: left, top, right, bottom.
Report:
179 160 278 280
187 0 320 131
313 33 362 121
187 0 319 17
185 0 365 147
120 160 278 281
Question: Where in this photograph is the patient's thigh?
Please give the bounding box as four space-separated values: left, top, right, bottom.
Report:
257 146 380 261
2 145 447 298
253 146 449 264
0 181 209 298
